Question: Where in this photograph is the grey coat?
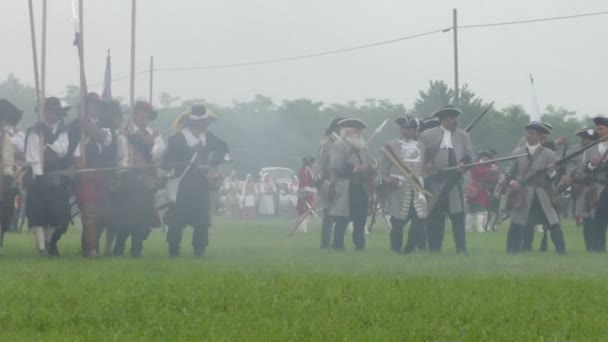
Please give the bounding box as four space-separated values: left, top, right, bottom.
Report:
577 144 606 219
378 139 427 220
419 126 474 214
506 146 560 226
314 135 337 209
328 140 371 218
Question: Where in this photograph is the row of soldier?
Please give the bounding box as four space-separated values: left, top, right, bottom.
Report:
310 106 608 255
0 95 228 257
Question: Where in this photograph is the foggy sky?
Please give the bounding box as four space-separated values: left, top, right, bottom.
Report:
1 0 606 117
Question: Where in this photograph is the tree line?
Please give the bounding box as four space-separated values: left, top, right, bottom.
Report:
0 74 591 176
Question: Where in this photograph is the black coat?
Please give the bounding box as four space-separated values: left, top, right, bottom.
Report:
163 131 229 227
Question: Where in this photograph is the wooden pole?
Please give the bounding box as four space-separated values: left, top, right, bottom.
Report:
130 0 137 108
27 0 40 103
149 56 154 105
38 0 47 122
78 0 86 164
453 8 459 105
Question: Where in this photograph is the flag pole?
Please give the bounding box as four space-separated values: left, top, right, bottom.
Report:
78 0 86 165
27 0 40 104
149 56 154 105
130 0 137 108
39 0 47 122
128 0 137 165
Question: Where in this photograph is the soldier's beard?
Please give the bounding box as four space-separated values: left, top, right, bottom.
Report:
343 134 366 150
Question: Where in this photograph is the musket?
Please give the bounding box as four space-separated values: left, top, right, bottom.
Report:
288 203 317 236
367 118 389 145
465 101 494 133
436 154 526 175
497 135 608 225
427 153 523 216
522 135 608 186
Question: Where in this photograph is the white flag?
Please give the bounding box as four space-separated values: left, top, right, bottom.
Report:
529 74 542 122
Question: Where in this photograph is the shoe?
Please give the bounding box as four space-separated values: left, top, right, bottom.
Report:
48 242 59 257
39 249 49 257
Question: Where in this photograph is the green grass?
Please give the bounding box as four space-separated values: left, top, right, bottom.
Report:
1 218 608 341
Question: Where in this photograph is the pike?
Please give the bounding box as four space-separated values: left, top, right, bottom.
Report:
465 101 494 133
367 118 389 145
49 160 231 176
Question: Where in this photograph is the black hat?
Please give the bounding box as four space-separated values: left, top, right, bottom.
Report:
418 117 440 132
0 98 23 125
576 128 598 140
593 116 608 127
326 117 345 135
395 116 420 129
189 104 217 121
302 156 316 165
525 121 551 135
338 118 366 129
85 92 102 105
432 105 462 119
134 101 158 121
478 150 493 159
44 97 71 116
102 100 123 118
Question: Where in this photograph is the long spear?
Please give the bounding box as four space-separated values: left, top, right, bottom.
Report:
367 118 388 145
27 0 40 101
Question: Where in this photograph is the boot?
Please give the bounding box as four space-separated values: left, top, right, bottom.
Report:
549 225 567 255
506 224 522 254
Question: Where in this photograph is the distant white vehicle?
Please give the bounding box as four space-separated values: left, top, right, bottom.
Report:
259 167 297 214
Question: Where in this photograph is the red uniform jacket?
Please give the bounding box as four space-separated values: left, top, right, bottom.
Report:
466 165 498 208
297 166 315 215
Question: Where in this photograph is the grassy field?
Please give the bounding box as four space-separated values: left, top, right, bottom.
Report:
1 218 608 341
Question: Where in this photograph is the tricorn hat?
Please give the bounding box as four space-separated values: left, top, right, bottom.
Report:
44 97 71 116
326 117 345 135
576 128 598 140
395 116 420 129
432 105 462 119
0 98 23 125
418 117 440 132
525 121 551 135
338 118 366 130
593 116 608 127
134 101 158 121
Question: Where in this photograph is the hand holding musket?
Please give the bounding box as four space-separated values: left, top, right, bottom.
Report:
380 145 432 198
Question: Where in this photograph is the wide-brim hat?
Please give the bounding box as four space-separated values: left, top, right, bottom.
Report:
525 121 551 135
593 116 608 127
338 118 366 130
44 97 71 116
134 101 158 121
326 117 345 135
188 104 217 122
576 128 598 140
0 98 23 124
395 116 420 129
432 105 462 119
418 117 440 132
